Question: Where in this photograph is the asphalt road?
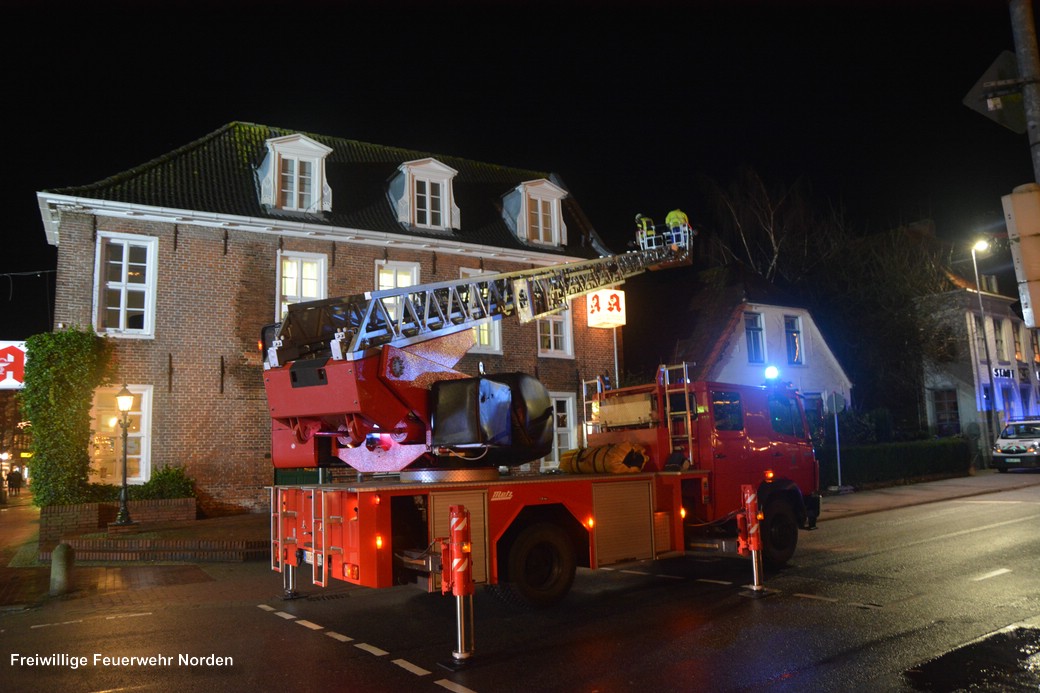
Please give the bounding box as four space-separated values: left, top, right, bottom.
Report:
3 481 1040 692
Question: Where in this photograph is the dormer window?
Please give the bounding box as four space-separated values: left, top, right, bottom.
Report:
389 158 461 231
257 134 333 214
503 179 568 247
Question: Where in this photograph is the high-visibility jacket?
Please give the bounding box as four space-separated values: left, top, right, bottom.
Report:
665 209 689 229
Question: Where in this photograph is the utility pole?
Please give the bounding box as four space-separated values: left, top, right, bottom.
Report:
1010 0 1040 183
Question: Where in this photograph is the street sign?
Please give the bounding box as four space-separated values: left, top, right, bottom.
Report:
964 50 1027 134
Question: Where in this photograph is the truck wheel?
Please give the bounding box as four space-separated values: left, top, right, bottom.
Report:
495 522 576 608
762 498 798 568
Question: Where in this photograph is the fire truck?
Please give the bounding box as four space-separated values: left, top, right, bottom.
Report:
263 226 820 608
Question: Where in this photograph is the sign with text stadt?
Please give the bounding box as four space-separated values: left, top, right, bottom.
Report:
0 342 27 389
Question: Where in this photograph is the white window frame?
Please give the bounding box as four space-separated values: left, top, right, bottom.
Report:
744 311 765 364
393 159 461 230
258 134 333 213
460 267 502 354
518 179 568 247
93 231 159 339
375 260 420 321
276 250 328 320
784 314 804 365
89 384 153 485
537 307 574 359
542 391 578 470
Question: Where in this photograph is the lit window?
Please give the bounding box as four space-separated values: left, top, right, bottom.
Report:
995 318 1008 361
257 134 332 213
784 315 803 365
277 251 327 319
1015 324 1024 362
89 385 152 485
744 312 765 364
376 260 419 321
538 309 573 358
460 268 502 354
94 232 158 337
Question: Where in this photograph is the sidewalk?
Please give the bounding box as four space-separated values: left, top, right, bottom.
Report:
2 469 1040 612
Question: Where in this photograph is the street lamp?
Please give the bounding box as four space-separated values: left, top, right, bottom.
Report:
114 385 135 525
971 239 997 467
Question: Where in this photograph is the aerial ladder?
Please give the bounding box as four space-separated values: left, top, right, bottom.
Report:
261 226 692 477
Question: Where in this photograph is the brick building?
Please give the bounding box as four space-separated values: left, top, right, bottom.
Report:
36 122 619 515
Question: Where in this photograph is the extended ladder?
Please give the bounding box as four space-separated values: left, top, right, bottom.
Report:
267 229 691 367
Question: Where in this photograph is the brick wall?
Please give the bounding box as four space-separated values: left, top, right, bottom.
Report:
52 213 622 514
38 497 197 551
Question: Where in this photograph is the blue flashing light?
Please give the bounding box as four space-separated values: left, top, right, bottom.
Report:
764 366 780 380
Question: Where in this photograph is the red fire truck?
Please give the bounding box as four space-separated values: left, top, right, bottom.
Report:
263 227 820 607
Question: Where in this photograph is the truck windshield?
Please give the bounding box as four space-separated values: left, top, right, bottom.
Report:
1001 424 1040 439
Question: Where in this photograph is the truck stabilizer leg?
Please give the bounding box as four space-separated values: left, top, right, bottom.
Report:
738 485 771 598
439 504 476 671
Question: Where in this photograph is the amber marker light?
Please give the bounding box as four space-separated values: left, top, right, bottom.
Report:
375 534 384 549
586 516 595 529
764 469 775 482
680 506 687 519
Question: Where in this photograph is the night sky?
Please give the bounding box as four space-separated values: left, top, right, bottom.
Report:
3 1 1036 372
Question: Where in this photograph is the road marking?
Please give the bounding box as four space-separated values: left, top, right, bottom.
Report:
393 658 431 676
354 642 389 656
436 680 479 693
274 611 296 620
849 602 884 610
696 578 733 586
31 620 83 629
105 612 152 620
296 619 323 630
257 604 276 611
620 569 651 575
658 574 685 580
326 631 353 642
794 593 840 603
972 568 1012 582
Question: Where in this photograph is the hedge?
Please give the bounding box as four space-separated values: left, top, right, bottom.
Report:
816 437 972 489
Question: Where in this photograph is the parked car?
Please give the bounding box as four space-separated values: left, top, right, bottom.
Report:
992 419 1040 472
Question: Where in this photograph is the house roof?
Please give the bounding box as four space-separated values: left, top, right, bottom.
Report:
46 122 609 259
672 263 806 380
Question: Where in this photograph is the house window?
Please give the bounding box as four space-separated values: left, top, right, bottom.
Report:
89 385 152 485
542 392 577 470
744 312 765 364
279 157 314 211
460 268 502 354
415 179 443 228
94 232 158 337
376 260 419 321
257 134 333 213
995 318 1008 361
1014 323 1024 362
974 315 987 361
502 179 568 247
932 389 960 436
784 315 803 365
277 251 327 319
538 309 573 358
390 159 460 230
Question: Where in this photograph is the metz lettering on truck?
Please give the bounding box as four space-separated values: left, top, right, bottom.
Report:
490 490 513 501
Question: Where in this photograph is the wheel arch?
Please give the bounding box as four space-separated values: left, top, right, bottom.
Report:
495 503 590 582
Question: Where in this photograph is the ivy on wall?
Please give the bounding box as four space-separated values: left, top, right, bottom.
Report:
20 328 113 507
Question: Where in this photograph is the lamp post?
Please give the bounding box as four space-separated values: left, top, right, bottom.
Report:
114 385 135 525
971 239 997 467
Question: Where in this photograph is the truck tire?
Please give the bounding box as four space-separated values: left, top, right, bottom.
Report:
493 522 576 608
762 497 798 568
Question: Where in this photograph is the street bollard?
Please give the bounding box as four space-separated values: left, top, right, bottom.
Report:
49 543 75 596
